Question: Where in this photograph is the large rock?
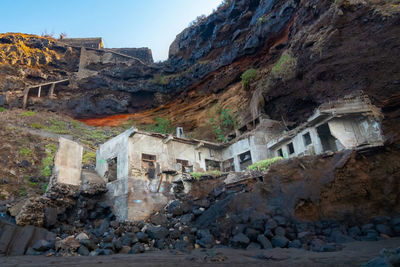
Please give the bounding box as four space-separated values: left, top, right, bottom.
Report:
271 236 289 248
257 234 272 249
195 194 234 228
146 225 169 240
231 233 250 248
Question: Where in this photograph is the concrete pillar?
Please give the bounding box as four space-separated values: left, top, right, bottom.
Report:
22 88 30 109
49 83 55 98
37 86 41 98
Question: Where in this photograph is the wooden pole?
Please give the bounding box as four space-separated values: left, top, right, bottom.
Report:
22 88 29 109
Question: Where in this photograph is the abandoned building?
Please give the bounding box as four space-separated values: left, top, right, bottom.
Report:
94 93 384 221
61 37 104 49
267 93 384 158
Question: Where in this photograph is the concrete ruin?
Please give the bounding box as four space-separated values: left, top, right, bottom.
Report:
267 93 384 158
95 93 384 221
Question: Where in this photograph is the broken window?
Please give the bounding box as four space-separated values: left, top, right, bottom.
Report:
317 123 338 152
239 151 252 170
303 132 312 146
104 157 117 182
277 148 284 157
209 149 214 157
176 159 193 173
223 158 235 172
287 142 295 155
205 159 221 171
142 153 156 179
198 152 201 161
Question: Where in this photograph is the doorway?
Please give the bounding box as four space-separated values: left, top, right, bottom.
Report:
316 123 337 152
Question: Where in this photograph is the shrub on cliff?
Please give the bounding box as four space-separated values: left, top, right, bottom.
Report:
241 68 258 90
271 52 297 80
247 157 283 171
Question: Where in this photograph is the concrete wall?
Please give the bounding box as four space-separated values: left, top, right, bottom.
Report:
329 117 383 148
128 133 221 173
53 137 83 186
96 127 134 182
269 115 383 158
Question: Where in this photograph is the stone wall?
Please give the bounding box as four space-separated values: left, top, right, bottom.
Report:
108 48 153 64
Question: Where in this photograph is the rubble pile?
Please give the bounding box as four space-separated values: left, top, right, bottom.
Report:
19 181 400 257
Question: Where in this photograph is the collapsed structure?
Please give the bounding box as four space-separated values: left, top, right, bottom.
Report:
95 92 384 221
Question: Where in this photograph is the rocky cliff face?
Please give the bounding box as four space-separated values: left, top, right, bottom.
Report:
0 0 399 138
71 0 400 136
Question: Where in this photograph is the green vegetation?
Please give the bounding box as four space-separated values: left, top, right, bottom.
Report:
30 122 44 129
190 170 222 179
42 182 48 193
247 157 283 171
147 117 173 134
208 107 238 142
41 143 57 177
270 52 297 80
82 151 96 164
45 118 69 134
257 15 268 25
152 74 168 85
19 147 33 157
0 107 5 112
20 111 36 117
241 68 258 90
19 187 27 197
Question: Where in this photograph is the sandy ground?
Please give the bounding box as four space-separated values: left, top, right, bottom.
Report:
0 237 399 267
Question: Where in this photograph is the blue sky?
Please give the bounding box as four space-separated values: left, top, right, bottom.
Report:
0 0 223 61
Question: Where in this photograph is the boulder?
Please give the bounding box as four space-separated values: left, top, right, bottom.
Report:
271 236 289 248
196 229 214 248
274 227 286 237
78 245 90 256
129 243 145 254
150 213 168 226
288 239 302 248
32 239 52 252
376 224 393 237
146 225 169 240
167 200 183 216
75 232 89 241
257 234 272 249
247 242 261 250
55 236 80 252
231 233 250 248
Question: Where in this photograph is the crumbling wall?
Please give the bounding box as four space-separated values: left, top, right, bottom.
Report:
96 127 133 181
52 137 83 186
128 133 221 172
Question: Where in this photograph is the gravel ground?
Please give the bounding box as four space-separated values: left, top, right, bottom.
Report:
0 237 399 267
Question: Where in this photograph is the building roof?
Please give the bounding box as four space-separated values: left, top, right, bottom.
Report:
130 129 227 150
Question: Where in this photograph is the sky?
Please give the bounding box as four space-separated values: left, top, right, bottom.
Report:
0 0 223 61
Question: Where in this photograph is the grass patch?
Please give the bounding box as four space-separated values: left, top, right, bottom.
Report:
241 68 258 90
30 122 44 129
0 107 5 112
82 151 96 164
247 157 283 171
19 147 33 157
19 187 27 197
41 144 57 177
20 111 36 117
146 117 173 134
44 118 69 134
190 170 222 179
42 182 48 193
271 52 297 80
